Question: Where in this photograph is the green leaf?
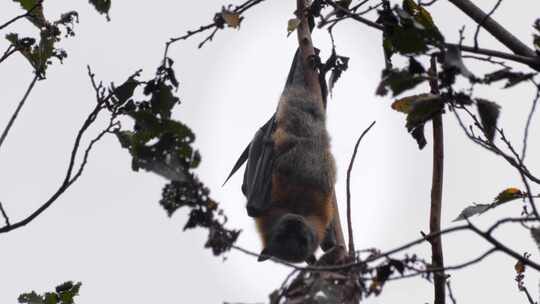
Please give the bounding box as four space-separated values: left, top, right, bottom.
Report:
410 124 427 149
377 69 426 97
493 187 524 205
18 291 43 304
388 25 428 55
5 31 56 76
12 0 47 28
88 0 111 21
43 293 58 304
483 68 536 88
405 96 444 130
453 204 491 222
287 18 301 37
150 83 179 119
454 188 523 222
391 93 437 114
476 98 500 142
112 78 138 104
115 130 134 148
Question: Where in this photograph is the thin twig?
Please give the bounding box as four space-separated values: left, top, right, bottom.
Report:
0 74 39 151
429 56 446 304
473 0 503 50
446 281 457 304
467 220 540 271
0 45 17 64
386 247 497 282
521 81 539 161
462 54 510 69
451 105 540 186
519 285 536 304
346 121 376 256
0 67 128 234
0 0 43 31
163 0 268 60
317 1 540 70
448 0 536 57
0 202 10 227
322 0 383 31
420 0 439 6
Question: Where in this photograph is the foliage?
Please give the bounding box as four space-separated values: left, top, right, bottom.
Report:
7 1 79 77
18 282 81 304
104 57 240 256
88 0 111 21
454 188 525 221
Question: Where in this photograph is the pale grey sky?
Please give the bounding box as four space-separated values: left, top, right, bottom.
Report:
1 1 539 303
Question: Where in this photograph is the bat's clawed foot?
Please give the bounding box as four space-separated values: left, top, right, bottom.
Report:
316 245 348 266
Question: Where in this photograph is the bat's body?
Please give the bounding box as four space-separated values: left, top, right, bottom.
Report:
225 49 336 263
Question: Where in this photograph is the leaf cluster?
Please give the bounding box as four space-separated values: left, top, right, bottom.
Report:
18 281 81 304
7 1 79 77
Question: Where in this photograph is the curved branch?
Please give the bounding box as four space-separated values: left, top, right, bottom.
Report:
346 121 376 256
0 68 123 234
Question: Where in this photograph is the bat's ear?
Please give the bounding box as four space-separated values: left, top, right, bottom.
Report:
258 248 271 262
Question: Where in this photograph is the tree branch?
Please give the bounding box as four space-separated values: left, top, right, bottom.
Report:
346 121 376 256
0 67 123 234
0 74 39 151
0 201 10 227
296 0 349 256
521 81 539 161
429 56 446 304
472 0 503 50
447 0 537 57
0 0 43 31
0 45 18 64
319 1 540 70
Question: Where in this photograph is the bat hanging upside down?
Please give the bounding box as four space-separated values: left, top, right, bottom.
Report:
225 49 337 263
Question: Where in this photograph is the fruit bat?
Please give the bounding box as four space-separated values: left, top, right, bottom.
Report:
224 49 337 263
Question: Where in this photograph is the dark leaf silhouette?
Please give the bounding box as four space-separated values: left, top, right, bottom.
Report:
476 98 501 141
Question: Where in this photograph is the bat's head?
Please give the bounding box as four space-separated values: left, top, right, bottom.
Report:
258 213 318 263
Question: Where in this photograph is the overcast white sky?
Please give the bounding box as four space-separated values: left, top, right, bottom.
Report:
1 0 540 303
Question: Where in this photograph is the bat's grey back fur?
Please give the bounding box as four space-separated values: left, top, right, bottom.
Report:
274 86 336 193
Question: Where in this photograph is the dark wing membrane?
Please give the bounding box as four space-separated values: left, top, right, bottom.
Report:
223 143 250 187
243 116 275 217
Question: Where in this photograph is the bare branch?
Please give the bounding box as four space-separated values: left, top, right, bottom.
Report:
451 105 540 187
429 56 446 304
163 0 268 59
322 0 384 31
0 0 43 31
467 220 540 271
318 2 540 70
0 45 17 64
448 0 536 57
0 202 10 227
519 286 536 304
419 0 439 6
521 81 539 161
473 0 503 50
346 121 376 256
0 74 39 151
0 67 127 234
462 54 511 69
446 280 457 304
